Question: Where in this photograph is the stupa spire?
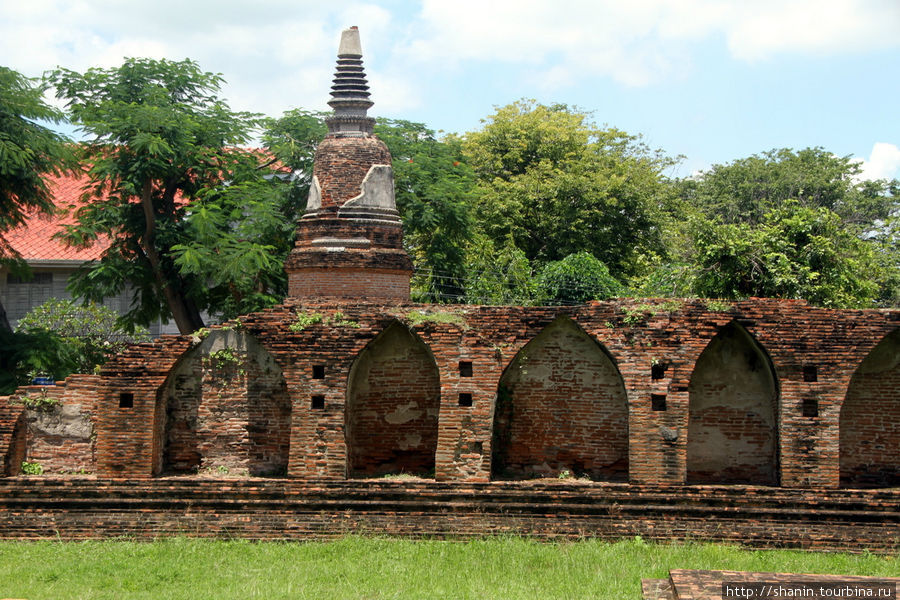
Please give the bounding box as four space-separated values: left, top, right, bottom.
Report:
326 26 375 136
283 26 412 301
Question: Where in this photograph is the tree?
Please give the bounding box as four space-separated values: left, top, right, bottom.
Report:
680 148 896 229
50 58 268 333
0 299 152 394
262 108 328 210
463 234 537 305
689 201 879 308
169 155 298 321
18 299 150 373
463 100 675 278
374 119 474 302
536 252 622 305
673 148 898 307
0 66 74 331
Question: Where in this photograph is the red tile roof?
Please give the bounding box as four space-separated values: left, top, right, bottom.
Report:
5 172 109 262
6 150 288 263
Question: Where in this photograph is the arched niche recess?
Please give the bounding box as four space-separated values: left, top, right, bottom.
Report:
491 317 628 481
153 330 291 477
687 322 779 485
840 329 900 488
345 322 441 478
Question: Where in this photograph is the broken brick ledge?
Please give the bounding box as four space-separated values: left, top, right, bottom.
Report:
0 477 896 551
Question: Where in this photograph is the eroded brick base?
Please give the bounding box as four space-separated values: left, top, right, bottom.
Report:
0 478 896 550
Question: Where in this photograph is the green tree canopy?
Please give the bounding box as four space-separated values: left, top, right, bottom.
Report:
0 66 75 331
689 201 879 307
50 58 278 333
680 147 897 229
668 147 899 307
0 299 151 394
463 234 537 305
462 100 675 278
262 108 328 208
536 252 622 305
374 119 474 302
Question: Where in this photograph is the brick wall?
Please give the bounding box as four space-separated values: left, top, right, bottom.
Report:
288 268 410 301
687 323 778 484
312 136 391 208
0 299 897 493
158 330 291 476
840 329 900 487
346 322 441 477
0 479 896 550
4 376 99 475
492 317 628 481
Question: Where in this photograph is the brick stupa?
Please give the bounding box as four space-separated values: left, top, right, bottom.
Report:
284 26 413 300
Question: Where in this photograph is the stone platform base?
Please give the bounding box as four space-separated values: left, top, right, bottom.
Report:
0 479 897 550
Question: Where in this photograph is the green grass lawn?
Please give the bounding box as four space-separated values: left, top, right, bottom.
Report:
0 537 896 599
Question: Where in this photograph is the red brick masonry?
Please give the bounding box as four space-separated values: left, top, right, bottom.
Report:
0 297 897 545
0 479 897 550
2 298 898 487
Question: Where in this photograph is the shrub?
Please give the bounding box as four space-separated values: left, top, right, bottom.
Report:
536 252 622 305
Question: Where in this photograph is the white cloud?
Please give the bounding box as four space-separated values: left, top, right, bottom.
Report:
1 0 897 129
0 0 399 118
399 0 900 89
725 0 900 61
854 143 900 182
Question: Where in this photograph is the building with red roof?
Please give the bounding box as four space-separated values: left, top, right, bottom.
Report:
0 172 178 335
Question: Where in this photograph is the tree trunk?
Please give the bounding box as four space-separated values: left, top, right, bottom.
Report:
139 179 205 335
0 297 12 334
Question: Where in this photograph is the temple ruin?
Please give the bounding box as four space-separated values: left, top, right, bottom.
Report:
0 27 896 548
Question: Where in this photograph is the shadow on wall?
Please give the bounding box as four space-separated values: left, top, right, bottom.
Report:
345 321 441 478
841 328 900 488
491 316 629 482
153 330 291 477
687 322 779 485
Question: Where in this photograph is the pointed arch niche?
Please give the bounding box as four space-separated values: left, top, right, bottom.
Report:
345 322 441 478
687 322 779 485
153 330 291 477
491 317 628 481
840 329 900 488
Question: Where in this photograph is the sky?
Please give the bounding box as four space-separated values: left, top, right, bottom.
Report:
1 0 899 180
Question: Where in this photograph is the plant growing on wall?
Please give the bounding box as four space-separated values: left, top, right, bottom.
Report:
20 462 43 475
204 347 244 373
289 311 323 332
20 391 59 411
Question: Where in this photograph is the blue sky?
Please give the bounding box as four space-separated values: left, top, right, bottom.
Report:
2 0 898 179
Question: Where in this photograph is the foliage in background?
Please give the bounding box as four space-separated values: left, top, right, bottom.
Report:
0 66 75 331
375 119 474 302
170 155 297 321
261 108 328 209
463 100 675 279
678 147 896 228
687 202 879 307
50 58 266 334
0 299 152 393
667 148 898 307
0 328 78 394
536 252 622 305
463 234 537 305
18 298 150 359
2 58 895 325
